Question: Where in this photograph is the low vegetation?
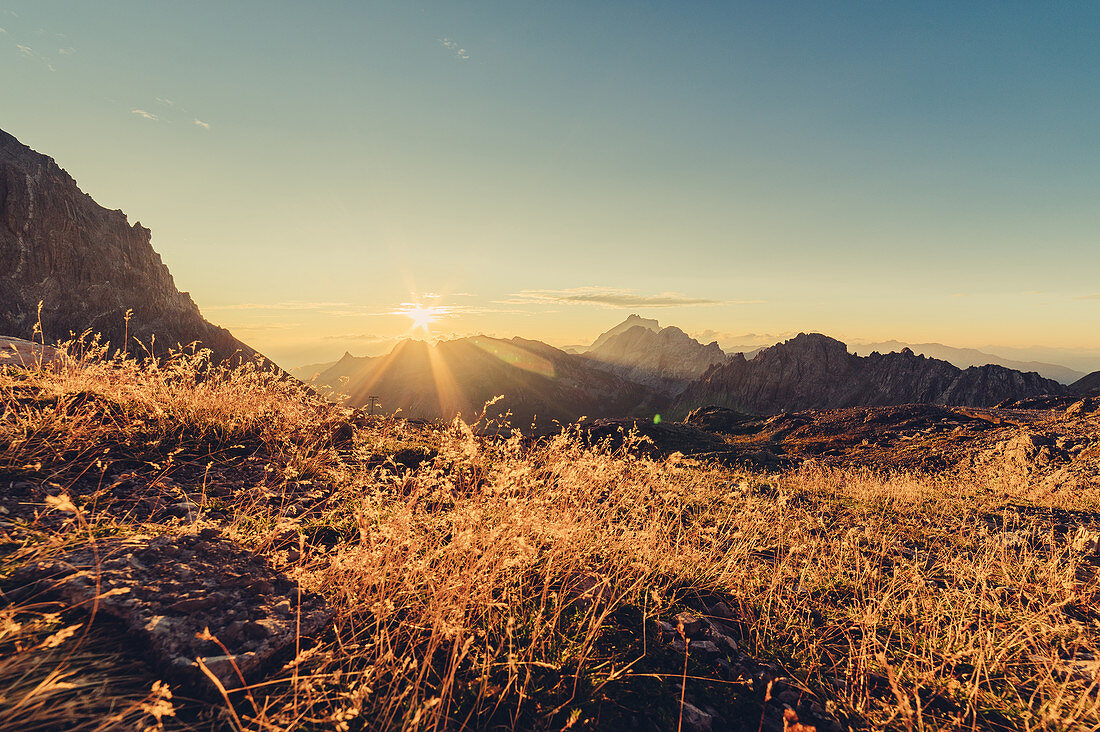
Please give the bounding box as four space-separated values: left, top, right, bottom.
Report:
2 342 1099 731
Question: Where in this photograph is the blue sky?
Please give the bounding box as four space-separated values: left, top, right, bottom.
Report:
2 1 1099 367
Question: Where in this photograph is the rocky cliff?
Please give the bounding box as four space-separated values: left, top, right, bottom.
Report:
675 333 1067 416
584 324 727 394
0 128 253 361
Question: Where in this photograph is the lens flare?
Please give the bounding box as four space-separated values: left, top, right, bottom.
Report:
395 303 443 332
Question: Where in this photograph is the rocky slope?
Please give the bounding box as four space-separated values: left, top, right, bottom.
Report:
675 333 1067 416
584 324 727 394
311 335 664 426
0 128 253 361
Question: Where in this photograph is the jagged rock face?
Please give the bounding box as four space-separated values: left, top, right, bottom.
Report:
0 129 253 361
675 333 1067 416
311 335 665 426
584 324 727 395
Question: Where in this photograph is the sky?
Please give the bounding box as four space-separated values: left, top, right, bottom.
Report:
2 1 1099 369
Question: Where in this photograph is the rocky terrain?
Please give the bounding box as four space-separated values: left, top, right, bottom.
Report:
675 333 1068 417
309 335 665 425
0 128 254 362
574 397 1100 495
584 321 727 395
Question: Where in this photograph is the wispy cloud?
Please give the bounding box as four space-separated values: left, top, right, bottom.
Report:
193 118 211 130
155 97 174 106
439 37 470 60
502 287 754 309
321 333 389 342
389 303 461 319
16 44 55 71
206 301 351 312
58 46 75 56
220 322 302 332
1075 293 1100 300
130 108 159 121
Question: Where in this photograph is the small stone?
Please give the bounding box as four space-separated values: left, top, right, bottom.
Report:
676 611 708 639
679 701 714 732
688 640 722 659
709 601 733 619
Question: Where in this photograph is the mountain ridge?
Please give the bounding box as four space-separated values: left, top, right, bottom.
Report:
675 332 1067 416
852 340 1084 384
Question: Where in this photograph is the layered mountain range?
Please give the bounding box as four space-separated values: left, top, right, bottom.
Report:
302 321 1082 425
0 129 253 361
850 340 1084 384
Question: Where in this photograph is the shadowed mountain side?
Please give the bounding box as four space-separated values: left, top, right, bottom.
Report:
0 128 255 363
1075 371 1100 396
312 336 665 426
583 324 727 395
674 333 1068 417
852 340 1084 384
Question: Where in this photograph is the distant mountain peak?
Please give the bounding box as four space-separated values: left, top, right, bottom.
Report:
588 314 661 351
586 321 727 395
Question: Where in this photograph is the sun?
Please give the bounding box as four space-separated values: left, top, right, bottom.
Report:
404 304 440 332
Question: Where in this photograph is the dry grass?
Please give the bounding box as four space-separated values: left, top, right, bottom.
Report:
2 342 1099 730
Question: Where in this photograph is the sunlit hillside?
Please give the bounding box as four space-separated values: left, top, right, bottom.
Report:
3 343 1100 731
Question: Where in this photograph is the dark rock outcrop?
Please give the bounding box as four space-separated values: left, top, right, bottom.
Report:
584 324 727 395
675 333 1067 416
683 405 756 434
0 128 254 361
